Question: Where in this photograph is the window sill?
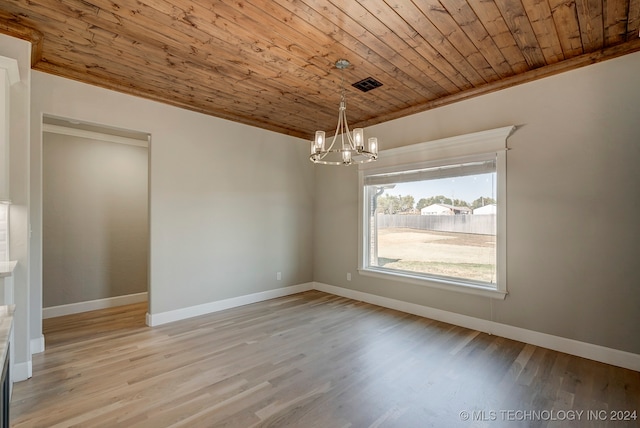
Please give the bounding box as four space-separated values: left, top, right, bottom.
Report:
358 267 507 300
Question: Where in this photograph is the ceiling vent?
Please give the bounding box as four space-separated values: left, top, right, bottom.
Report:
352 77 383 92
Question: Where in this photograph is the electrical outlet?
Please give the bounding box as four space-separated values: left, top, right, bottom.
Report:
347 272 352 281
277 272 282 281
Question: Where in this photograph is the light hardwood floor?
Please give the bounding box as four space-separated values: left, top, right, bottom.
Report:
11 291 640 427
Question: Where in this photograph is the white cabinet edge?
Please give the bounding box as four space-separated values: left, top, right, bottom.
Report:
0 56 20 85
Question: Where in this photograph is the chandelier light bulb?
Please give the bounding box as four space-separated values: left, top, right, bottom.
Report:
314 131 326 152
368 137 378 155
309 59 379 166
354 128 364 150
342 150 352 164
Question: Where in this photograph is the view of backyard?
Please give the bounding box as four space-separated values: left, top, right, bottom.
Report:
365 166 499 285
376 228 496 283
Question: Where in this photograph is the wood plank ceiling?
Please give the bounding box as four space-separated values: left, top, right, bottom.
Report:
1 0 640 139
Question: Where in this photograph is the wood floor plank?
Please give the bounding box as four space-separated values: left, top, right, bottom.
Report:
11 291 640 427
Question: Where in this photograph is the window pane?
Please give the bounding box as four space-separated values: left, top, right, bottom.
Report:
366 163 497 286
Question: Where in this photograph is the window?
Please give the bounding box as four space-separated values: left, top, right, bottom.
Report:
358 127 514 298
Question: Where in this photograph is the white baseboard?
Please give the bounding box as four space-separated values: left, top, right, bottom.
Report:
30 334 45 354
43 292 148 319
13 360 31 382
146 283 313 327
313 282 640 372
141 281 639 371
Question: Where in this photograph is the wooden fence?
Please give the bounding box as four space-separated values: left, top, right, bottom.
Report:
377 214 496 235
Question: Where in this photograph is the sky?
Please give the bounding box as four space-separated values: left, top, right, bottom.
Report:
382 173 496 205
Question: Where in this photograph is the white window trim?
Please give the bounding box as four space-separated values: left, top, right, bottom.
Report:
358 126 515 300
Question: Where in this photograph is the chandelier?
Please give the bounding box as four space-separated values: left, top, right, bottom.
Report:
310 59 379 165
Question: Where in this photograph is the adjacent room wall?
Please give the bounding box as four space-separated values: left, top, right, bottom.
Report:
30 71 315 342
314 52 640 355
42 132 148 307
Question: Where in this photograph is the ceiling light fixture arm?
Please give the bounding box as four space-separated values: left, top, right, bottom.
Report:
310 59 379 165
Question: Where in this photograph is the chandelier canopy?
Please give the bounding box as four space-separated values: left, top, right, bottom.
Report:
310 59 379 165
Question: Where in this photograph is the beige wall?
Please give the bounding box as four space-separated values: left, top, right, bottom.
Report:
26 45 640 359
42 132 148 307
30 70 315 339
314 52 640 355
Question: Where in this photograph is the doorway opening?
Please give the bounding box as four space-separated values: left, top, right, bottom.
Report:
41 115 150 323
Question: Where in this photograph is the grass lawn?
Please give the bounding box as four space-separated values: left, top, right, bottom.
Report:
377 228 496 283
